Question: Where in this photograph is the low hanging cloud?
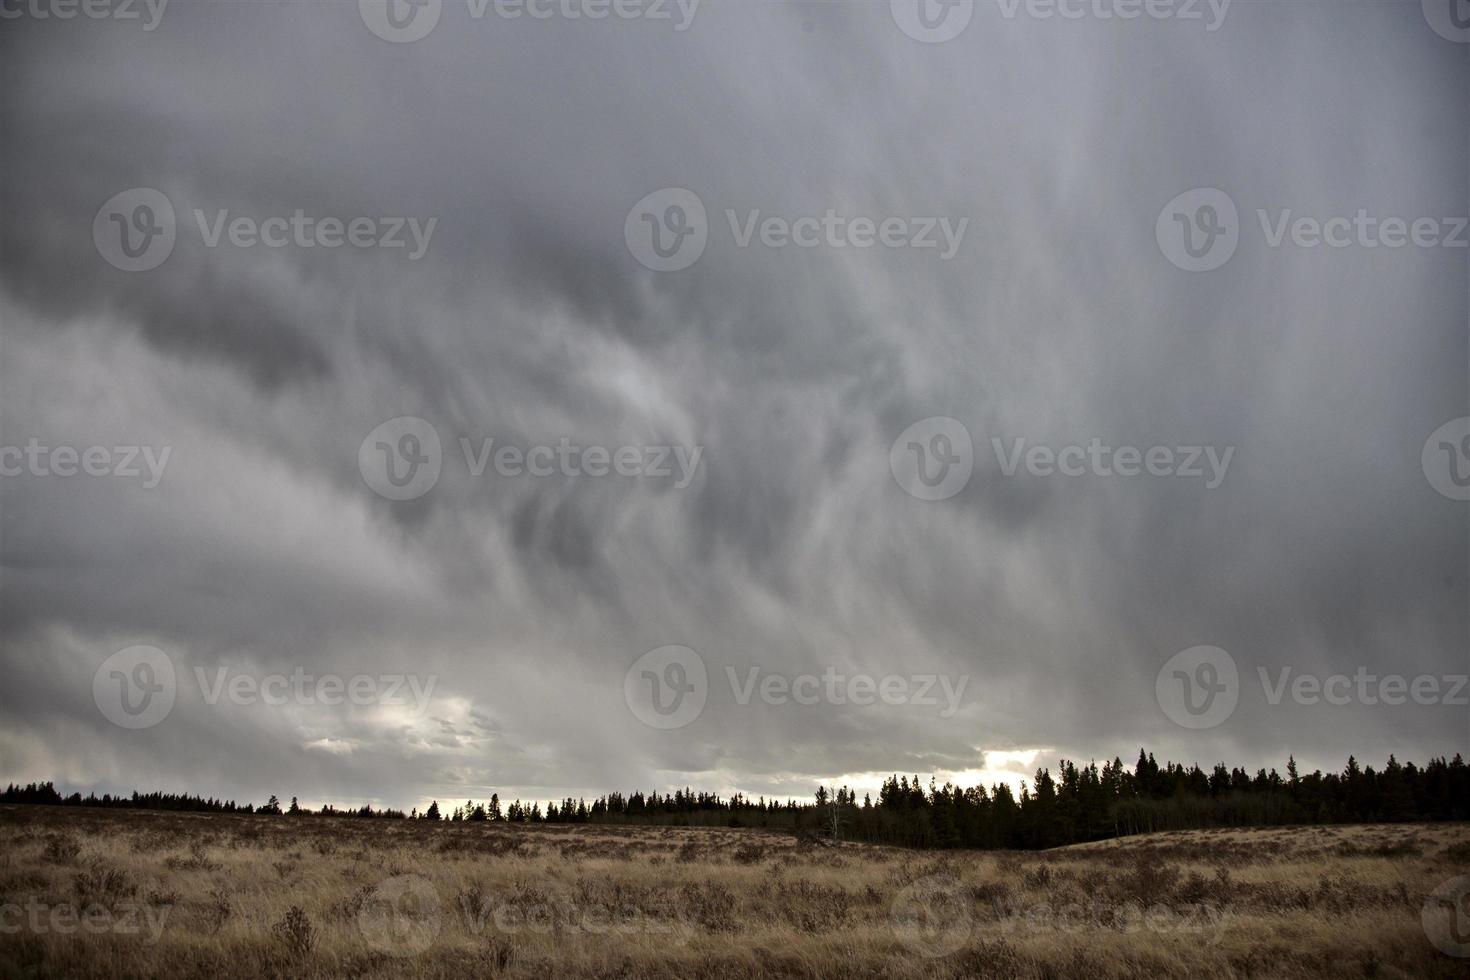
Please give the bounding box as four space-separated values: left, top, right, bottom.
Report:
0 0 1465 812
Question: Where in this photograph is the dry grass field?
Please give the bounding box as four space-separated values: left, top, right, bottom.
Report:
1 806 1466 979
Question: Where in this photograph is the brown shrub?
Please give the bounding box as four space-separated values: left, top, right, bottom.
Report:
678 881 737 932
72 863 136 909
42 835 81 864
971 879 1017 918
271 905 316 956
165 842 219 872
204 888 233 933
1442 841 1470 862
775 879 852 932
1117 853 1180 903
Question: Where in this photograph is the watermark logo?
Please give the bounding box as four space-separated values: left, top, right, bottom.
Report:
458 437 702 487
359 417 443 501
0 0 169 30
359 421 704 501
1258 210 1467 250
985 898 1226 942
360 0 699 42
991 438 1233 488
994 0 1229 30
1422 417 1470 501
890 417 973 501
0 440 171 488
891 0 974 43
465 896 694 942
94 645 176 730
1423 0 1470 43
93 188 175 272
728 667 968 718
726 210 968 259
625 188 707 272
1156 645 1238 730
1259 667 1466 708
358 874 442 955
193 210 436 259
1162 189 1467 270
468 0 700 29
359 0 441 42
1423 876 1470 958
194 667 437 714
1157 188 1238 272
1160 652 1465 725
94 189 438 269
890 875 972 957
0 900 169 943
624 645 707 730
626 190 967 271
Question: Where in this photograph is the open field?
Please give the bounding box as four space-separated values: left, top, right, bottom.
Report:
1 806 1466 979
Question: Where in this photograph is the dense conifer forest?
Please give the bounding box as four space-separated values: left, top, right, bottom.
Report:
6 751 1465 850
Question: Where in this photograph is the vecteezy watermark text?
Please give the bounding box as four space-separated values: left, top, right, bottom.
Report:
0 901 169 943
1259 667 1468 708
725 210 969 260
358 0 701 44
889 418 1234 502
0 440 170 488
986 898 1226 942
458 437 702 486
0 0 168 29
194 666 437 713
1158 187 1468 272
993 0 1229 29
461 895 694 943
193 210 436 260
991 437 1234 488
93 645 438 730
358 416 704 501
465 0 698 27
728 666 968 717
623 645 969 729
624 189 969 272
890 0 1230 44
889 876 1225 959
1156 646 1468 730
93 188 437 272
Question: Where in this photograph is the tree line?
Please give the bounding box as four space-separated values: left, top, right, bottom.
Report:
0 785 406 819
842 751 1468 849
4 750 1464 849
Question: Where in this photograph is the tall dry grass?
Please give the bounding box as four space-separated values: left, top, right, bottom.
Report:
0 805 1465 979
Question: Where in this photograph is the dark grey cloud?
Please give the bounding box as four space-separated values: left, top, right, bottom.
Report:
0 0 1465 812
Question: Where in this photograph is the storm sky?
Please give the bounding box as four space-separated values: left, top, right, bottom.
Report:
1 0 1466 814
